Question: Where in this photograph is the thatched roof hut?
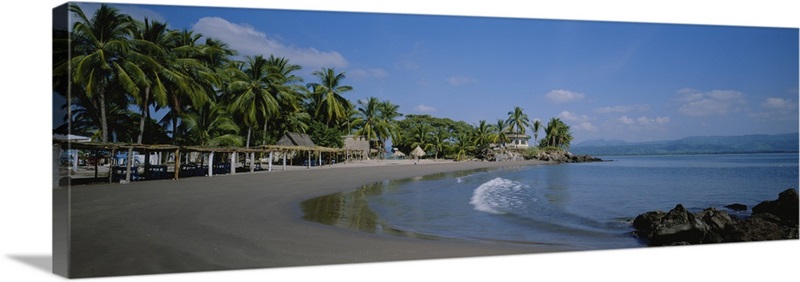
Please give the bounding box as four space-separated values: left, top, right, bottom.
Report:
277 132 316 147
343 135 369 160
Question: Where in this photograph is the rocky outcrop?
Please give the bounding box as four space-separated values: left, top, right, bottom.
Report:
631 189 799 246
487 148 526 162
531 151 603 163
752 188 798 224
724 203 748 211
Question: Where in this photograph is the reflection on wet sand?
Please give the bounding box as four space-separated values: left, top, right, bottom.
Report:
301 168 501 240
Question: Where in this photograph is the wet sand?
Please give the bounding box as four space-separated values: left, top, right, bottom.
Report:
62 159 577 278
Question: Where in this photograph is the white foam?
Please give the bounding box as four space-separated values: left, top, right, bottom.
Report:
470 177 532 214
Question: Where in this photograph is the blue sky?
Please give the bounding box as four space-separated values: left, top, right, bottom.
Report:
69 1 799 143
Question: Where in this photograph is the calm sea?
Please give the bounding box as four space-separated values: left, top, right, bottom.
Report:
301 153 799 250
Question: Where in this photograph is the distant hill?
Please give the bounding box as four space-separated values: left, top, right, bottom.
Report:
571 133 799 156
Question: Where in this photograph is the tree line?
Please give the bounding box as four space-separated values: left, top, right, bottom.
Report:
53 4 573 161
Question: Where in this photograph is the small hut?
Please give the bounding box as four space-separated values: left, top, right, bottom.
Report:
391 148 406 159
277 132 316 147
343 135 370 161
410 146 425 163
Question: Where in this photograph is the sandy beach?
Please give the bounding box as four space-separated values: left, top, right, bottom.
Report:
60 159 577 278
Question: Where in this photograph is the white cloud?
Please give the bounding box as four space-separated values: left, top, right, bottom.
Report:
750 97 798 121
677 89 747 117
545 89 585 103
616 115 669 130
557 111 591 123
618 115 634 125
446 76 475 86
414 104 437 113
575 122 597 131
634 116 670 125
349 68 388 79
655 116 671 124
192 17 348 69
593 104 650 114
761 97 796 110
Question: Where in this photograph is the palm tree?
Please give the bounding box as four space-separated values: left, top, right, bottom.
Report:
530 119 542 145
306 68 353 127
178 101 242 147
542 118 572 149
490 119 511 145
265 55 304 139
68 4 140 143
506 106 531 135
410 124 432 153
128 18 176 144
156 28 215 144
271 111 311 136
339 106 360 135
227 55 282 148
198 37 238 71
452 133 473 161
425 129 450 160
472 120 493 158
354 97 385 156
378 100 403 159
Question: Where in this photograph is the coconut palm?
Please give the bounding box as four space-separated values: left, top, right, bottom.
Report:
354 97 384 149
178 101 242 146
425 129 450 160
128 18 177 144
542 118 572 149
68 4 141 142
452 133 473 161
264 55 305 139
506 106 531 135
227 55 282 148
306 68 353 127
410 124 433 153
491 119 511 145
472 120 493 158
531 119 542 145
271 111 311 136
155 28 216 144
378 100 403 158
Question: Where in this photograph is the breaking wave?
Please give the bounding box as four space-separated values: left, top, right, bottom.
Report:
470 177 535 214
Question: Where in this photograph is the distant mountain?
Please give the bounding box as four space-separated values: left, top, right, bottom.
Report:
571 133 799 156
574 139 632 147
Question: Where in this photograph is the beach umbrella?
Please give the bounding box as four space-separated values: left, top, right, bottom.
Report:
410 146 425 163
391 150 406 159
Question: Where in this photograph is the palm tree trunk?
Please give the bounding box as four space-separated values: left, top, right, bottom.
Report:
246 126 252 148
137 88 150 144
99 92 109 143
171 95 181 145
263 121 268 146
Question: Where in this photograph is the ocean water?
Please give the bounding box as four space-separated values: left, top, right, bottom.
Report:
301 153 799 250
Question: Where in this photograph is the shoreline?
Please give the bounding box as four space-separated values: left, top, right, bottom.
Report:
63 159 577 278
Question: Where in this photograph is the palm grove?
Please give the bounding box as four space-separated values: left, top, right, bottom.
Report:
54 4 574 163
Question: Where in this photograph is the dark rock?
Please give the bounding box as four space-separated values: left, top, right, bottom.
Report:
532 151 603 163
630 189 799 246
631 210 665 239
699 208 733 243
725 203 748 211
649 204 707 246
724 213 791 242
752 188 798 224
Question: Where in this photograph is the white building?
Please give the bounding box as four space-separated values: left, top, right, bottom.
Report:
506 133 531 149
